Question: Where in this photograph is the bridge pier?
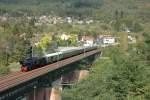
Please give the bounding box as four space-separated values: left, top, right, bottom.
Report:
49 79 62 100
48 87 61 100
61 69 89 84
26 88 45 100
46 69 90 100
75 70 89 81
25 80 62 100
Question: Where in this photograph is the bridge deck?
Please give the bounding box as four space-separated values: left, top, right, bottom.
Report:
0 49 100 93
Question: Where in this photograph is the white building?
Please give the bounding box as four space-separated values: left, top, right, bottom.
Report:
83 41 94 46
77 20 84 24
128 35 136 43
81 35 94 46
66 17 72 24
60 33 71 40
102 37 115 45
86 20 93 24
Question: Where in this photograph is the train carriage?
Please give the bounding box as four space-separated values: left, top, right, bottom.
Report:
20 46 98 72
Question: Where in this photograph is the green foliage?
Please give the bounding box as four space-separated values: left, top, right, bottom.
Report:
133 22 143 32
112 19 144 32
68 34 78 46
63 58 115 100
53 35 68 46
62 47 150 100
0 66 9 76
0 0 103 17
136 32 150 62
53 34 78 47
0 17 38 74
36 34 52 50
0 0 149 22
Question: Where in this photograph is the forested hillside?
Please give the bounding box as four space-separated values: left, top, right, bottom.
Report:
0 0 103 17
0 0 149 20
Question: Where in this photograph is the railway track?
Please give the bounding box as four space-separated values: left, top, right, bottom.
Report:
0 49 100 93
0 72 22 81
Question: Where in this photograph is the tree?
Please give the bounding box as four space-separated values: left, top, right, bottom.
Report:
62 47 150 100
35 34 53 57
68 34 78 46
133 22 143 32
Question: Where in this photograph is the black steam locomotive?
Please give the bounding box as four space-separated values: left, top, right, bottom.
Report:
19 46 97 72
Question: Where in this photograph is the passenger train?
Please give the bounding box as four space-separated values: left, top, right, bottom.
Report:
19 46 97 72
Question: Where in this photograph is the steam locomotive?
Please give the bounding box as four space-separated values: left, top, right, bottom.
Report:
19 46 97 72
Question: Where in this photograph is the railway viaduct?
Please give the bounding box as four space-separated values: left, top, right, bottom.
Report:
0 48 101 100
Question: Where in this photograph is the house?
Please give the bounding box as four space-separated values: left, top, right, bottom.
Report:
128 35 136 43
0 16 7 21
52 17 57 24
77 20 84 24
65 17 72 24
102 36 115 44
86 20 93 24
97 35 116 45
80 35 95 46
60 33 71 40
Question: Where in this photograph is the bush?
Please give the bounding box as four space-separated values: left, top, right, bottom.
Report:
0 66 9 76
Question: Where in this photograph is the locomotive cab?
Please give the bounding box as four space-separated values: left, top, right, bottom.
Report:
20 57 38 72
